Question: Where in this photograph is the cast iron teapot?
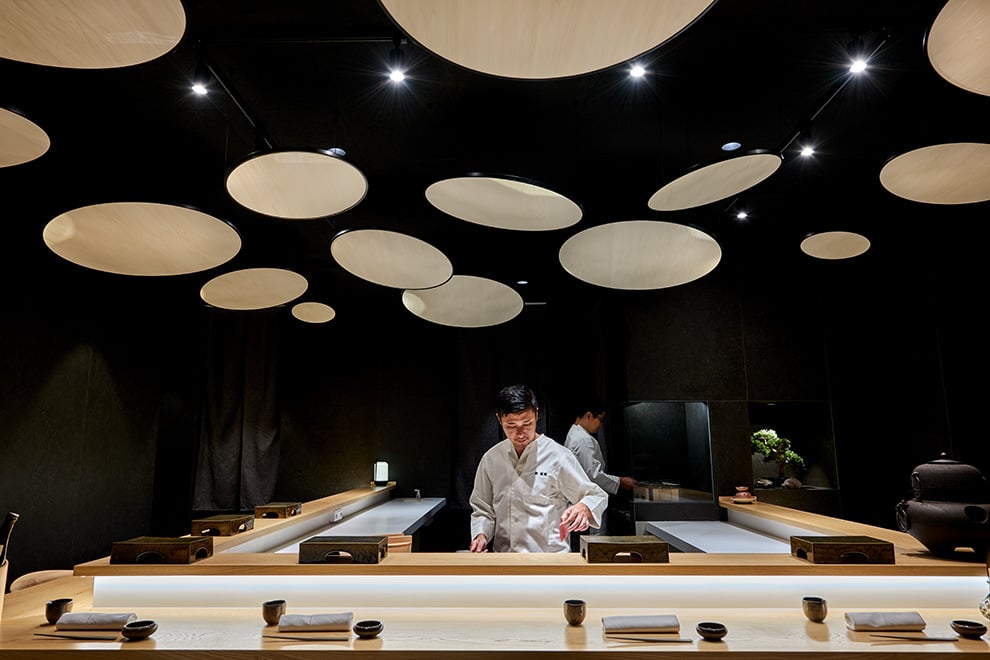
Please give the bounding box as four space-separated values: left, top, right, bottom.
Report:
895 453 990 559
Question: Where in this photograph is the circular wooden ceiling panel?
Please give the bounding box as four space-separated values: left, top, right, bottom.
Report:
402 275 524 327
800 231 871 260
0 107 50 167
648 152 782 211
226 150 368 219
292 302 337 323
331 229 452 289
425 176 581 231
0 0 185 69
928 0 990 96
200 268 308 310
379 0 714 79
559 220 721 290
43 202 240 276
879 143 990 204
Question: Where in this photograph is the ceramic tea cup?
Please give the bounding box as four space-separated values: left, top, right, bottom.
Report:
563 599 586 626
802 596 827 623
262 599 286 625
45 597 73 625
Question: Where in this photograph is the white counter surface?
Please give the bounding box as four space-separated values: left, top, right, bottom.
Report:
275 497 446 553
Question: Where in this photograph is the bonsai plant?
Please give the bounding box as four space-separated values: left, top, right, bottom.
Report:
750 428 805 480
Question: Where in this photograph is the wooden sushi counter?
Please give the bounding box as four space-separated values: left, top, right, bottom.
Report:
1 489 988 657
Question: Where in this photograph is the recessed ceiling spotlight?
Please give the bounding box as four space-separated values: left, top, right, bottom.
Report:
735 210 748 220
516 280 528 285
721 141 741 152
849 58 867 73
800 145 815 157
327 147 346 157
630 64 646 78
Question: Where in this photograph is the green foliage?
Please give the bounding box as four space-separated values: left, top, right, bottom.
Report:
750 428 805 477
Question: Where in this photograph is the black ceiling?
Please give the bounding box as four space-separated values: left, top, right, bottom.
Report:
2 0 982 321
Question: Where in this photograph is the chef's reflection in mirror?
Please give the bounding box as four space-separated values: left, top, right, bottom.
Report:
469 384 608 552
564 395 637 536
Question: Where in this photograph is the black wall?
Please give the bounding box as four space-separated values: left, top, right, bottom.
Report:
2 211 986 588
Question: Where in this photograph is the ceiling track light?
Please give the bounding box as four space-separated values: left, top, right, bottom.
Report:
388 35 407 83
190 43 210 95
776 29 888 161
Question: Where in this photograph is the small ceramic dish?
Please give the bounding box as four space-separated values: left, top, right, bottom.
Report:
950 619 987 639
353 619 384 639
696 621 727 641
121 619 158 641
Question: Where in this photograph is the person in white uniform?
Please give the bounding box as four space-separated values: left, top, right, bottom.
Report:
469 385 608 553
564 396 637 536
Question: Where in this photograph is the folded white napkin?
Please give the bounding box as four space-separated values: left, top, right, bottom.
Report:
55 612 137 630
602 614 680 633
844 611 926 631
278 612 353 632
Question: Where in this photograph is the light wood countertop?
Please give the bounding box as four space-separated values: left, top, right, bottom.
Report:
3 575 990 657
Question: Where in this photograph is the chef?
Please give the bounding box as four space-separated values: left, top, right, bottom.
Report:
469 384 608 553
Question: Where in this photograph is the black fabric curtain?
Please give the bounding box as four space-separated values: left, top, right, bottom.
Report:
193 309 282 512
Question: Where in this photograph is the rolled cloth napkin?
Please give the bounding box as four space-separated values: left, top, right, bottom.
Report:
278 612 353 632
55 612 137 630
602 614 680 634
844 611 926 631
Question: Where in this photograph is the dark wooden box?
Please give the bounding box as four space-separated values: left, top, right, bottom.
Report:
580 535 670 563
298 535 388 564
190 514 255 536
790 535 895 564
110 536 214 564
254 501 303 518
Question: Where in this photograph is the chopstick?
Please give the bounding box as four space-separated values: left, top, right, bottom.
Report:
263 634 350 642
34 632 119 641
605 634 694 643
869 634 957 642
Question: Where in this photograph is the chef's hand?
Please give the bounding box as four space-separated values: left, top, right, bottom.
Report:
469 533 489 553
560 503 592 534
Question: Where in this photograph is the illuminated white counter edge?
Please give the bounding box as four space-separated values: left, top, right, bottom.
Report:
92 572 988 609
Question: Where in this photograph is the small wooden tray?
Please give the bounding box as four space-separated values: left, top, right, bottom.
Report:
790 535 895 564
580 535 669 563
190 514 254 536
254 501 303 518
110 536 213 564
298 535 388 564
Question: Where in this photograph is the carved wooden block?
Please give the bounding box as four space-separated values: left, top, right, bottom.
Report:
580 535 669 563
190 514 254 536
790 535 895 564
254 501 303 518
298 535 388 564
110 536 213 564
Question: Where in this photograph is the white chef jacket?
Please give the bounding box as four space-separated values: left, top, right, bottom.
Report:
564 424 620 495
470 434 608 553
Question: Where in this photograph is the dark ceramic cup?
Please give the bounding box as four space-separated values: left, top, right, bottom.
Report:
45 597 73 625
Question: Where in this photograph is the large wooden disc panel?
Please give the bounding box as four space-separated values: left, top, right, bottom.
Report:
559 220 721 290
200 268 308 310
0 0 185 69
43 202 240 276
648 153 782 211
425 176 582 231
880 143 990 204
402 275 523 327
331 229 452 289
226 150 368 219
0 107 50 167
927 0 990 96
379 0 714 79
800 231 871 260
